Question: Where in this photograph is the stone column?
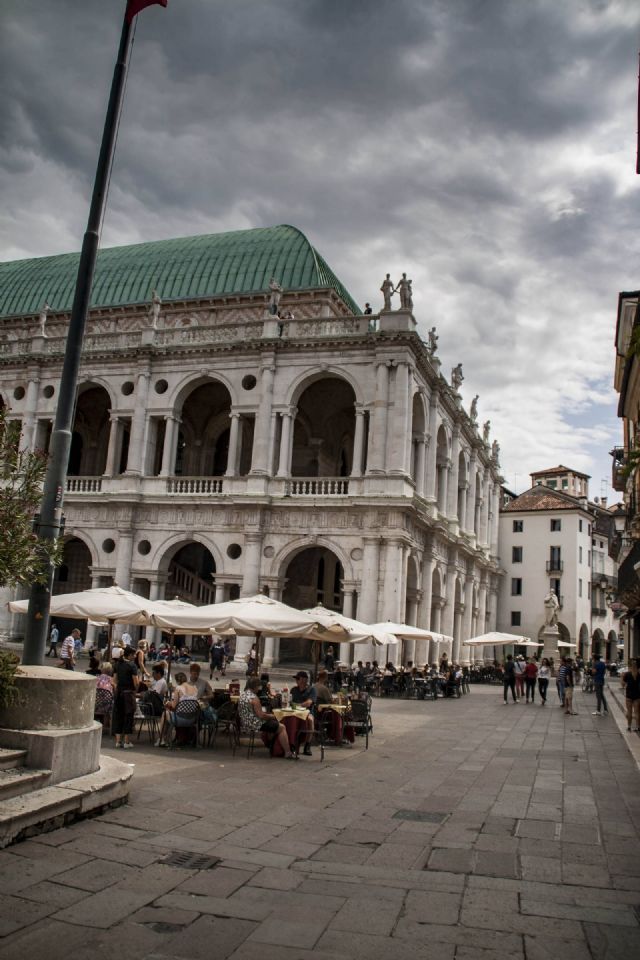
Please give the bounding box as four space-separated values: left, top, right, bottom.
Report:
125 370 150 475
351 405 365 476
84 573 101 649
340 586 356 663
19 376 40 453
262 636 276 667
458 481 469 532
104 415 121 477
114 531 133 590
382 539 404 623
419 553 435 629
266 411 278 476
479 473 490 546
389 361 409 474
478 580 488 635
425 392 439 503
461 576 475 662
160 415 180 477
225 412 241 477
414 435 426 497
441 567 457 651
453 606 463 663
367 362 389 474
446 425 460 522
490 483 500 557
465 452 478 536
241 533 263 596
145 578 166 647
355 537 380 661
214 582 225 603
251 364 275 474
276 410 294 478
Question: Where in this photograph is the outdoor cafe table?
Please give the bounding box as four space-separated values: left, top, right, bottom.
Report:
317 703 355 744
268 707 311 755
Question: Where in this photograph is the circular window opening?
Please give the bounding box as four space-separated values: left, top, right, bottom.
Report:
242 375 257 391
155 379 168 394
137 539 151 555
121 381 134 396
13 386 25 400
227 543 242 560
102 538 116 554
43 385 55 399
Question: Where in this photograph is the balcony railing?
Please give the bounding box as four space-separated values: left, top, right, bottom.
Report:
286 478 349 496
591 606 607 617
546 560 563 573
167 477 224 495
66 477 103 493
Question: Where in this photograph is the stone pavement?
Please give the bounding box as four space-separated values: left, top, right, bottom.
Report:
0 684 639 960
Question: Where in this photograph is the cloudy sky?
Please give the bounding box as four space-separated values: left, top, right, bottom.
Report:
2 0 639 497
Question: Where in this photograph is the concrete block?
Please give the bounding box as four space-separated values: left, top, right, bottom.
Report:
0 665 95 730
0 723 102 784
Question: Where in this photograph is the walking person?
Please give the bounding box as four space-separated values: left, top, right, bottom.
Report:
524 657 538 703
563 657 577 715
538 657 551 705
46 622 59 658
621 659 640 732
60 628 80 670
556 656 567 708
502 654 517 704
591 653 609 717
514 655 526 700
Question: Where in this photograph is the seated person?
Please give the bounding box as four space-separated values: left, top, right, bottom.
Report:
96 662 114 691
176 645 192 664
354 661 366 692
189 662 217 725
381 662 396 695
332 663 344 692
139 664 167 716
290 670 316 756
148 642 158 661
238 678 296 759
86 651 101 676
258 672 276 708
156 671 199 746
312 669 333 706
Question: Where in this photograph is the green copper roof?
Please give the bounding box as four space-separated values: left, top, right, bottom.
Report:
0 225 360 318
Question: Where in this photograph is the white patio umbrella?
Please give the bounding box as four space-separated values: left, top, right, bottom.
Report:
463 631 542 647
304 607 397 646
8 585 153 624
369 622 452 663
556 639 577 648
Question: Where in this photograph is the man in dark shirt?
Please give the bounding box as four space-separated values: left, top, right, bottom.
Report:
290 671 315 756
502 654 517 704
591 654 609 716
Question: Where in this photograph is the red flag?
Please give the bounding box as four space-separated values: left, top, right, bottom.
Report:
126 0 167 24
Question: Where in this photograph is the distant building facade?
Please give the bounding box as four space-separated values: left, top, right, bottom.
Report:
0 225 503 665
498 467 619 660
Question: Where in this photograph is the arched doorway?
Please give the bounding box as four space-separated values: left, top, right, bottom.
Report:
606 630 618 662
291 377 356 477
435 426 449 514
51 537 93 642
578 623 590 660
167 542 216 605
70 385 111 475
177 380 232 476
410 393 427 491
592 628 604 658
281 546 344 662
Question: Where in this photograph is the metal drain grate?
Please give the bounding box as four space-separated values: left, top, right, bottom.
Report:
392 810 448 823
161 851 220 870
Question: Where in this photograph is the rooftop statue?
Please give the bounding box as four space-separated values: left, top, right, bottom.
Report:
38 301 50 338
150 289 162 329
427 326 438 355
451 363 464 391
491 439 500 463
482 420 491 443
470 395 479 422
380 273 394 311
395 273 413 310
268 277 283 316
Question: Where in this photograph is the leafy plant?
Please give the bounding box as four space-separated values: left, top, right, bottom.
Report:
0 650 20 712
0 409 62 587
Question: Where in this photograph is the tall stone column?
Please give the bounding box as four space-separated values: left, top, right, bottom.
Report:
19 376 40 453
367 362 389 474
251 364 275 474
125 370 150 475
465 452 478 536
478 580 488 635
340 585 356 663
351 405 365 476
419 553 435 630
84 573 101 649
276 409 294 477
490 483 500 557
241 533 263 596
356 537 380 661
415 435 427 497
446 425 460 522
145 578 166 646
267 411 278 476
160 415 180 477
458 481 469 532
104 416 121 477
453 606 463 663
225 412 241 477
425 392 439 503
461 576 475 662
214 582 225 603
441 566 457 651
479 472 490 546
389 361 409 474
381 539 404 623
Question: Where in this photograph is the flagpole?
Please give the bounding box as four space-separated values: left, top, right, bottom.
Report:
22 9 134 664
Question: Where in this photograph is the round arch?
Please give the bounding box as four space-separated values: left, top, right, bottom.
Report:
62 530 99 569
170 371 237 413
77 377 117 410
578 623 590 659
151 533 224 579
271 536 354 585
53 536 93 596
410 390 427 433
287 367 363 408
291 377 357 478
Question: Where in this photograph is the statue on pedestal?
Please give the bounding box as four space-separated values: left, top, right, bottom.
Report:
543 590 560 628
150 290 162 329
470 395 479 422
482 420 491 443
451 363 464 391
268 277 283 316
38 302 50 338
427 326 438 356
491 439 500 464
380 273 394 311
395 273 413 310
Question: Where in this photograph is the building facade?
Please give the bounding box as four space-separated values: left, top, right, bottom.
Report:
0 225 502 665
497 467 619 659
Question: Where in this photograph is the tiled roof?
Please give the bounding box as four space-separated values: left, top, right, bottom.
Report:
502 486 583 513
530 464 590 479
0 224 361 318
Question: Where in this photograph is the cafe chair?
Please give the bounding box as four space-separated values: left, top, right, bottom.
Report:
168 699 200 749
135 700 160 744
94 688 114 733
294 709 332 761
212 700 239 755
346 699 370 749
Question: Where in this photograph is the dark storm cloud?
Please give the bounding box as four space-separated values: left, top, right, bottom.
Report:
0 0 638 490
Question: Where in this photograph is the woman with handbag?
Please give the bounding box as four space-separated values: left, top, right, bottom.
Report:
112 646 140 749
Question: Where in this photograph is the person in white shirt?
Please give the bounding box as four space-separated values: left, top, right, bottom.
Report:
60 629 80 670
537 657 551 706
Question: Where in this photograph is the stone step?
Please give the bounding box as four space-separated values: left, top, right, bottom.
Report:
0 747 27 771
0 766 52 801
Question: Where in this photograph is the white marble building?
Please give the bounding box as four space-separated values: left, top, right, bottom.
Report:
0 226 502 664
